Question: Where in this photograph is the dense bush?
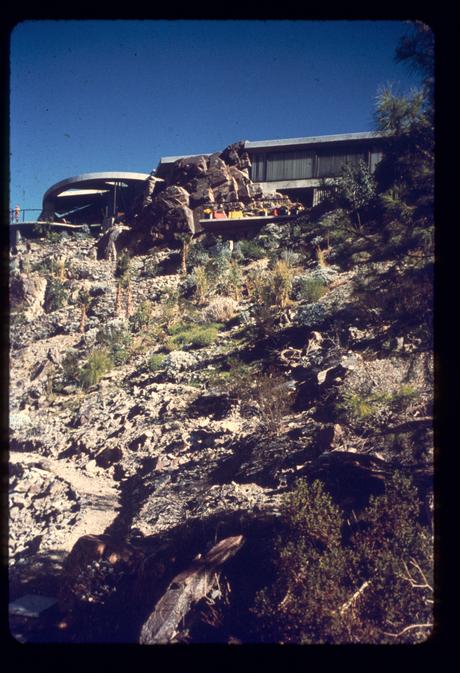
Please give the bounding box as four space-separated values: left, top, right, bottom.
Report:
233 239 266 262
130 300 155 333
252 473 433 643
44 277 68 313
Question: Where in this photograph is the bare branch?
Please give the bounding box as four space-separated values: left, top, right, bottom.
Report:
382 623 432 638
398 558 433 591
338 580 372 616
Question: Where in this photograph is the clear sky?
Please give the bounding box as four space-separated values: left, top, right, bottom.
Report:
10 19 423 212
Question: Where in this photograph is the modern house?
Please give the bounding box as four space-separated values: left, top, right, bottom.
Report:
39 171 151 225
36 132 387 227
157 131 387 207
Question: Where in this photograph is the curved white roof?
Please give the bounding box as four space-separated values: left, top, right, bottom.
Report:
43 171 150 203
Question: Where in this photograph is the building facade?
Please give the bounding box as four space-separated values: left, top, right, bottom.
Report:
158 131 387 207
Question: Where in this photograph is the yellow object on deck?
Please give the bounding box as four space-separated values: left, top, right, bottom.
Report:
228 210 243 219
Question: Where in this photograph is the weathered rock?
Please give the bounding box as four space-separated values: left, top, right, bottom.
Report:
139 535 244 644
155 185 190 212
96 224 130 261
59 534 144 611
10 273 47 320
219 141 251 171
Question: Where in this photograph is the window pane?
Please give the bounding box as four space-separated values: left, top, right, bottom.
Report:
266 151 314 181
251 154 266 181
317 151 366 177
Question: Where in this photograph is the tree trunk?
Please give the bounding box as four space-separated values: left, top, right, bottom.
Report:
126 281 132 318
181 240 189 274
79 305 87 333
115 284 122 315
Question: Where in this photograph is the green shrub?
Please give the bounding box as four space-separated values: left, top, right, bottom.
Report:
252 472 433 644
79 348 113 389
146 353 166 371
205 356 255 395
166 321 223 350
216 260 244 300
44 277 68 313
294 276 328 303
234 239 267 261
96 324 132 365
336 386 418 426
61 349 81 385
130 300 154 333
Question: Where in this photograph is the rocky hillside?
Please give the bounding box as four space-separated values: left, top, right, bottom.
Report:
9 217 433 643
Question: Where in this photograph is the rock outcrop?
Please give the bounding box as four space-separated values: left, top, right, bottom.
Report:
130 141 291 250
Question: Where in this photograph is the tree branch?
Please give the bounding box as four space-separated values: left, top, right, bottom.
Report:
338 580 372 616
382 623 432 638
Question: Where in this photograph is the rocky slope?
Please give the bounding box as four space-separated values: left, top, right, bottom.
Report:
8 228 433 643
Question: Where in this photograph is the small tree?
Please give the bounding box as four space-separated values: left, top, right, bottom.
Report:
77 287 92 334
174 231 194 274
114 250 132 316
335 161 377 232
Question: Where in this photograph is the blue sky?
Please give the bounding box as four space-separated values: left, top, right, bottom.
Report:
10 19 423 212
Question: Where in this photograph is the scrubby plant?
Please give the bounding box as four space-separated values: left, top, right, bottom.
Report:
296 301 329 328
156 291 181 330
201 296 239 323
252 472 433 644
192 265 210 305
142 253 160 278
130 300 154 333
269 260 295 309
114 249 133 316
95 323 132 365
79 348 113 390
60 349 81 386
174 231 194 274
279 248 301 268
187 239 212 269
253 371 295 434
217 260 244 300
77 287 92 333
335 385 419 430
146 353 166 372
233 239 267 262
293 276 328 303
44 277 68 313
205 356 256 396
165 321 223 350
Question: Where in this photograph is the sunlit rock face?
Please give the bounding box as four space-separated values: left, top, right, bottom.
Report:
131 141 289 248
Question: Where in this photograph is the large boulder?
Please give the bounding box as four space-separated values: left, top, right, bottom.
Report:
58 534 144 612
130 139 293 248
10 273 47 321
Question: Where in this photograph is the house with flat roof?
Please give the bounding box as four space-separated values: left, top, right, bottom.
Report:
157 131 387 207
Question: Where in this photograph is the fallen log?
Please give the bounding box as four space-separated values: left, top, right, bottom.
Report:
139 535 244 644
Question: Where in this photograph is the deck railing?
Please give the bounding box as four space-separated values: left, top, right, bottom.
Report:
8 209 43 224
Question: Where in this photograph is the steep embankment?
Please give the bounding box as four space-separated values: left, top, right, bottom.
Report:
9 230 433 643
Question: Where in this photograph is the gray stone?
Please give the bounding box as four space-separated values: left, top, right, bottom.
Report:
9 594 57 618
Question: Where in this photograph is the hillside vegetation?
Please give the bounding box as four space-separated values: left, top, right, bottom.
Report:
9 24 434 644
